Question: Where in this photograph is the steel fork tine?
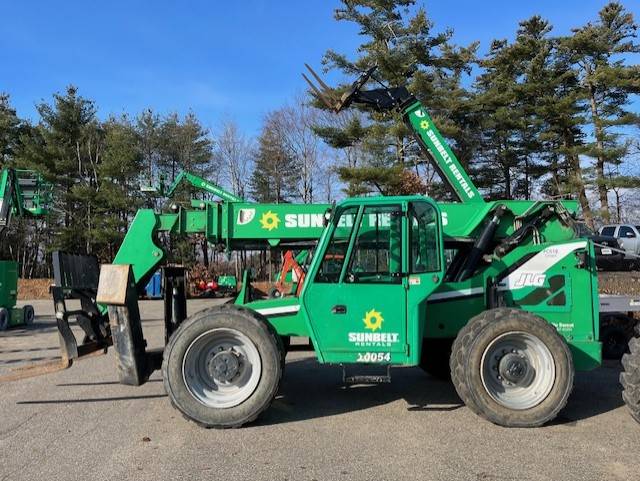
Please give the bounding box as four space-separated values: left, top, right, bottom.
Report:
302 73 337 110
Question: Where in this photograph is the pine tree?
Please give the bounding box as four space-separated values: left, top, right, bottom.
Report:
23 86 104 253
0 94 23 165
562 2 640 222
93 116 144 259
315 0 477 196
474 39 523 199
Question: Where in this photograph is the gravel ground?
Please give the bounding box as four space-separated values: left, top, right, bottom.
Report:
1 299 639 481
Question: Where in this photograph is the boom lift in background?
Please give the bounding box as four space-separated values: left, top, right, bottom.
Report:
0 168 50 330
3 65 640 429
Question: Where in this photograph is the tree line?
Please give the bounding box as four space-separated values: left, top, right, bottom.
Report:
0 89 329 277
0 0 639 278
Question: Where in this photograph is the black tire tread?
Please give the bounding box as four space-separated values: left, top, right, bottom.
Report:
450 307 574 427
0 307 9 331
620 334 640 423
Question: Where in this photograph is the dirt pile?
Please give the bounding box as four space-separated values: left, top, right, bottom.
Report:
17 278 52 300
598 272 640 297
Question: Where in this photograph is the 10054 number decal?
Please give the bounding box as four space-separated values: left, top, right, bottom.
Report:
356 352 391 362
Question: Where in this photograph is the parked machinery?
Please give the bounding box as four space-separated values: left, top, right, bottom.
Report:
0 168 50 330
3 66 639 429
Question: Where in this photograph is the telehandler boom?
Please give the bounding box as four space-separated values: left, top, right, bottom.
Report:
3 66 640 429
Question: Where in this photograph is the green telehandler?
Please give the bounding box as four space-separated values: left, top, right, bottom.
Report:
0 168 50 330
3 66 639 428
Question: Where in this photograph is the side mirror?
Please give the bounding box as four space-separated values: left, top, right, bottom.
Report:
323 210 332 227
323 201 336 227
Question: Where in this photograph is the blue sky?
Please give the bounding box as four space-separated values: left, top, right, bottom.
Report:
2 0 638 135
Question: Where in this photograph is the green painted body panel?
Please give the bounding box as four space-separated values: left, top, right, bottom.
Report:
439 200 579 238
217 275 237 289
426 239 600 371
405 102 483 203
0 170 9 210
113 210 165 286
236 296 310 337
0 260 18 309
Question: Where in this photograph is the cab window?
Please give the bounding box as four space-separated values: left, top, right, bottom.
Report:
409 202 440 273
314 207 358 283
345 205 403 284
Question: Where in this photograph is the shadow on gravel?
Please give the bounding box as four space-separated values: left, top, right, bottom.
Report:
258 356 627 427
56 379 163 387
550 361 625 426
0 322 58 336
0 356 59 365
0 346 59 354
16 394 167 405
257 357 463 426
10 354 626 425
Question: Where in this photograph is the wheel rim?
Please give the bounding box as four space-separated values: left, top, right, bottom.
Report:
182 328 262 408
480 331 556 410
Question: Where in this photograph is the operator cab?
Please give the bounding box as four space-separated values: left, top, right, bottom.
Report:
302 196 445 365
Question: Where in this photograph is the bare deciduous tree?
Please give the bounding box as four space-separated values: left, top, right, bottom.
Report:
215 119 253 199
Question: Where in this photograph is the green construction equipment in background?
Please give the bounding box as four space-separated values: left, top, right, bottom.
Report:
0 168 50 330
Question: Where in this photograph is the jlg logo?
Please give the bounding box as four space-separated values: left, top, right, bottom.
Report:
513 273 546 288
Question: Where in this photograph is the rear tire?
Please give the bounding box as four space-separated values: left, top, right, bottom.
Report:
0 308 8 331
620 334 640 424
450 308 574 427
162 305 283 428
23 305 35 325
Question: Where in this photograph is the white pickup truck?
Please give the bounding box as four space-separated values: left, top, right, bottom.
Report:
598 224 640 268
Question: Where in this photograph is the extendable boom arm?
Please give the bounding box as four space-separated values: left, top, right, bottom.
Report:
303 64 484 204
167 171 244 203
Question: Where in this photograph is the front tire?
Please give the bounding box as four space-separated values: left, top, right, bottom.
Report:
162 305 283 428
0 308 8 331
23 305 35 325
451 308 574 427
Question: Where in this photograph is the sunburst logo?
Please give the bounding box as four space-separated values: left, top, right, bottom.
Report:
259 211 280 231
363 309 383 332
420 120 430 130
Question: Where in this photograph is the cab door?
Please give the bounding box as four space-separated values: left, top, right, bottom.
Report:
302 200 443 365
405 200 445 365
303 203 407 364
